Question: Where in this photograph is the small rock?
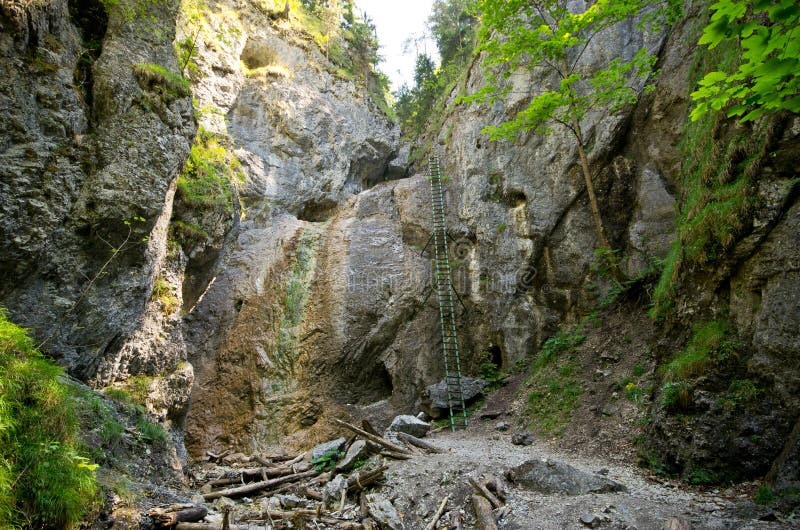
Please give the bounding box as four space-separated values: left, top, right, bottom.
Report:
416 411 431 421
511 432 534 446
335 439 370 471
598 468 610 475
277 494 313 509
662 516 691 530
310 437 347 461
495 421 510 432
322 475 348 509
480 410 503 419
366 493 405 530
384 415 430 440
580 513 602 528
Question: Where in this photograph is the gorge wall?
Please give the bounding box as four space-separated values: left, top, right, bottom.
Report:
0 0 797 501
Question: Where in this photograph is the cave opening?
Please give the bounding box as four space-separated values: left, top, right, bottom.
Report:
486 343 503 370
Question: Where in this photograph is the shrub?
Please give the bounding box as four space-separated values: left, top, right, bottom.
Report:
0 309 98 528
311 448 343 472
661 381 692 412
176 127 243 214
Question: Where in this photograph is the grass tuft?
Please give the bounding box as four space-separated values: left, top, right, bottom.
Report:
132 63 191 99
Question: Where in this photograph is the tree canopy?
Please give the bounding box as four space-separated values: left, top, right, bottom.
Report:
462 0 677 249
690 0 800 122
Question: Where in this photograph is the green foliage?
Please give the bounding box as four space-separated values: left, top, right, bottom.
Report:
176 127 244 214
661 381 692 412
311 447 343 472
0 310 98 528
533 328 585 369
132 63 191 99
755 484 775 505
150 277 179 315
650 7 783 320
136 417 168 446
691 0 800 122
462 0 677 140
663 320 737 382
687 465 716 485
527 361 582 435
525 322 587 434
394 0 478 140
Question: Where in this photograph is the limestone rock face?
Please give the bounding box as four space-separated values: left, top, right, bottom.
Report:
175 0 404 454
0 0 194 381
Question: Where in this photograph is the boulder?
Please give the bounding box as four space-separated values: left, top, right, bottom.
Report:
366 493 405 530
310 437 347 461
425 377 487 416
506 458 627 495
335 440 370 472
384 415 431 440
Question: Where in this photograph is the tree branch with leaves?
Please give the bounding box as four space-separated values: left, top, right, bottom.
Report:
462 0 678 252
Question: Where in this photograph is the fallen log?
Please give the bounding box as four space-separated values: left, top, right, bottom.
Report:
175 523 250 530
203 469 319 501
148 504 208 526
333 419 412 455
471 494 499 530
206 449 231 463
468 477 502 509
208 462 313 487
347 465 388 492
397 432 445 454
361 419 380 437
380 450 411 460
424 494 450 530
485 475 508 502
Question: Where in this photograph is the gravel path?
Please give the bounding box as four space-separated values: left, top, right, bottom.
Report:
380 429 796 530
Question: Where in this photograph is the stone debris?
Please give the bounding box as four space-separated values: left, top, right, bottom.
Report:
336 439 370 471
425 377 487 415
366 493 405 530
495 421 510 431
511 432 534 446
580 512 602 528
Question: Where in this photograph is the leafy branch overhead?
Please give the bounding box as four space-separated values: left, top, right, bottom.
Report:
462 0 677 139
462 0 679 250
690 0 800 122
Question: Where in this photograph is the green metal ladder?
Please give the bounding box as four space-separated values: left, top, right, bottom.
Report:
428 156 468 431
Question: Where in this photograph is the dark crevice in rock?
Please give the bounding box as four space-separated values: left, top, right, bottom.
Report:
296 198 337 222
67 0 107 122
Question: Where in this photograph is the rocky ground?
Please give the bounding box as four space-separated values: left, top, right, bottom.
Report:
136 407 797 530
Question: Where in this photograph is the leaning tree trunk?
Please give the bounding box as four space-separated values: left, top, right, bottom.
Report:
571 118 611 250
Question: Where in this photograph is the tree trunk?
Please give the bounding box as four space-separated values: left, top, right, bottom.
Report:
571 118 610 250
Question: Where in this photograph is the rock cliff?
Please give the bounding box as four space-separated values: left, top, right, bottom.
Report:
1 0 797 507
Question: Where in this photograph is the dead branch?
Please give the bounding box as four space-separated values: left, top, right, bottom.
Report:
397 432 445 454
148 504 208 526
380 450 411 460
332 419 412 455
347 465 388 493
471 494 499 530
425 494 450 530
203 469 318 501
468 477 502 509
